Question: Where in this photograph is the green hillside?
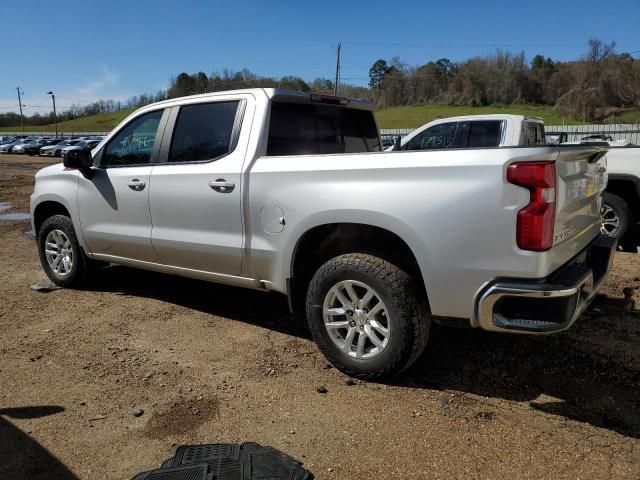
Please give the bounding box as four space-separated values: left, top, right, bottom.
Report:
374 104 584 129
0 108 135 133
4 103 636 134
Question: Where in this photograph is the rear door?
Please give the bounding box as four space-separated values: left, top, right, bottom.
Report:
148 96 249 275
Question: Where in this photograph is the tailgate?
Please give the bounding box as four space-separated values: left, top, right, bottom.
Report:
554 145 608 247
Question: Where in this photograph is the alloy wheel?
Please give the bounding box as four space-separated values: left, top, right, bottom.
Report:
322 280 390 359
44 229 74 276
600 204 620 236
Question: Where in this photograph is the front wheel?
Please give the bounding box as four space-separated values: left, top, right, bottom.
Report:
37 215 90 287
306 253 430 379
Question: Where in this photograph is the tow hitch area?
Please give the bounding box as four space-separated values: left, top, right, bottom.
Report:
476 234 617 334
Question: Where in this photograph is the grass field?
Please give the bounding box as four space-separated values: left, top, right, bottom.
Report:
374 104 584 129
0 108 135 133
612 110 640 124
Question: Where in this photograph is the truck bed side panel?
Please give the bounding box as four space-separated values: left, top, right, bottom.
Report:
248 146 603 320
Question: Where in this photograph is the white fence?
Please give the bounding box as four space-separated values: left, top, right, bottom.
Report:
381 124 640 144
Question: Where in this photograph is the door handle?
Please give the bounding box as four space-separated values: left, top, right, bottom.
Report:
127 179 146 191
209 179 235 193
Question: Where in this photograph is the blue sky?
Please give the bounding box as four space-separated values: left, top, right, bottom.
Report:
1 0 638 114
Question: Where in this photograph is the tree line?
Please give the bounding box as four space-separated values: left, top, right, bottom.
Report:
1 38 638 128
369 39 640 121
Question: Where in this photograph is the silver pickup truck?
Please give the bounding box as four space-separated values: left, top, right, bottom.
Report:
30 88 616 378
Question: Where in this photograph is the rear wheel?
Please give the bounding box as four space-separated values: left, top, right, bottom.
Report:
306 253 430 379
601 193 631 241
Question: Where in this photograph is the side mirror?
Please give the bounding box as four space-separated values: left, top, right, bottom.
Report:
63 149 93 177
394 135 402 151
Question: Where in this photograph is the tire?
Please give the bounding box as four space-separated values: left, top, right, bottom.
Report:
601 193 631 241
37 215 89 287
306 253 430 379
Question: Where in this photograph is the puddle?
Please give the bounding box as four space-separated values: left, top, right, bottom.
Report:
0 201 30 221
0 212 31 221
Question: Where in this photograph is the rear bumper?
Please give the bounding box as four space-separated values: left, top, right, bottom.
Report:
474 234 617 334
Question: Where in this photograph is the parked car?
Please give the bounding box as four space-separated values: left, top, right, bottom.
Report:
12 139 41 154
31 89 614 379
0 139 28 153
40 139 82 157
24 138 60 156
381 136 396 148
60 140 101 157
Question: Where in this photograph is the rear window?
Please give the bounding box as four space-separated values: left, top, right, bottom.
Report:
266 102 380 156
523 122 545 146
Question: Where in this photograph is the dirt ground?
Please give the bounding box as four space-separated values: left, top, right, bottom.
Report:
0 153 639 480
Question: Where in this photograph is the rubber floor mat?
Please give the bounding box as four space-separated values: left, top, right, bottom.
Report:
132 442 313 480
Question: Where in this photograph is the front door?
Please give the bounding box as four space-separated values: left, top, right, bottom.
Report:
149 99 247 275
77 108 166 262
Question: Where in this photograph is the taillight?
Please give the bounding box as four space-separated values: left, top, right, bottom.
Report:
507 161 556 251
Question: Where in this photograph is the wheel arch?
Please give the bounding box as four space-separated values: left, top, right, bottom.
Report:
606 174 640 220
287 220 431 312
33 201 72 235
31 197 89 252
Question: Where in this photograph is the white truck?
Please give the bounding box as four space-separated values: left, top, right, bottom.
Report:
390 114 546 150
394 115 639 250
30 90 615 379
577 142 640 250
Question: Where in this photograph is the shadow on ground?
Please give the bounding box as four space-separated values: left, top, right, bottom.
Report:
89 266 310 339
404 299 640 439
88 266 640 439
0 406 78 479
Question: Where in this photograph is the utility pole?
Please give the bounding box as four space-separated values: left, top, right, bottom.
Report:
16 87 24 132
334 42 341 96
47 91 58 137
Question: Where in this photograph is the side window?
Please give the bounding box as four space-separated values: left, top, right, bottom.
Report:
101 110 163 166
405 123 458 150
266 102 380 156
467 121 503 147
168 101 240 163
